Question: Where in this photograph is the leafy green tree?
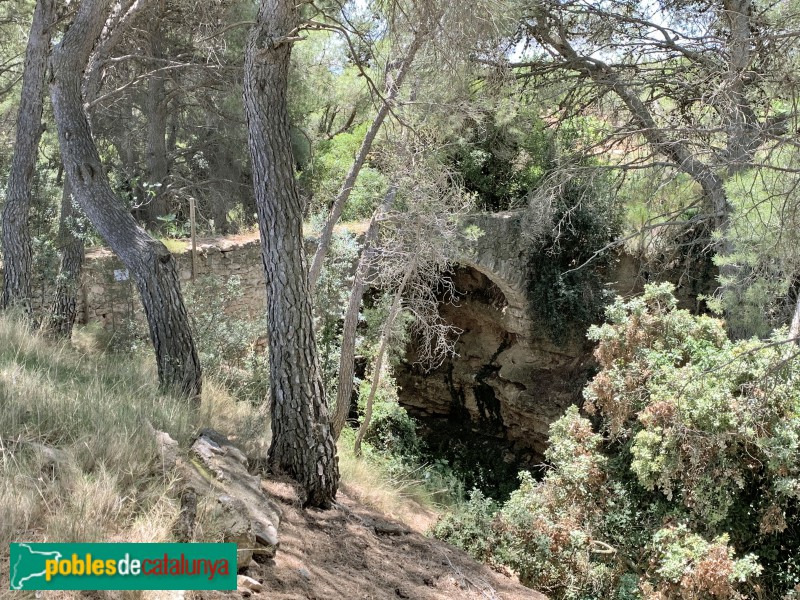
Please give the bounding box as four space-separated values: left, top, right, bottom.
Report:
713 147 800 337
496 0 800 335
450 103 551 212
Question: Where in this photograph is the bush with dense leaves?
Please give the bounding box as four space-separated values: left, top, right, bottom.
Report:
435 283 800 599
184 276 268 404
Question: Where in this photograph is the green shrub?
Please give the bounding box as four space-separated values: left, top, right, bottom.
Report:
644 525 761 599
492 408 623 599
183 275 269 404
526 169 621 342
435 283 800 599
362 392 422 458
583 283 800 596
431 489 498 563
352 371 465 507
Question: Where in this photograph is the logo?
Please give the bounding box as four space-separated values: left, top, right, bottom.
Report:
9 543 237 590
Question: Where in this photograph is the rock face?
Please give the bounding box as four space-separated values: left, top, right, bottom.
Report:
183 429 281 568
396 210 597 457
396 267 594 458
396 211 715 457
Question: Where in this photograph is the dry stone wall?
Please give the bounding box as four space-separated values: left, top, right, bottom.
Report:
62 234 266 328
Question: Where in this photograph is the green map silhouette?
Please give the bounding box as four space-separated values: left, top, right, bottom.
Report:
10 544 62 590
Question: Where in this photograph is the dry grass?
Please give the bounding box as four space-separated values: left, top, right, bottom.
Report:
0 316 266 595
159 238 190 255
336 429 442 532
0 314 441 597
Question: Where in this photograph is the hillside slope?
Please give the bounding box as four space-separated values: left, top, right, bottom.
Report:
0 318 542 600
242 478 543 600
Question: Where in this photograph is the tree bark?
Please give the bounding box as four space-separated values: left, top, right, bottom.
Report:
244 0 339 508
354 260 414 457
46 175 85 338
49 0 201 399
331 186 396 439
2 0 56 312
307 34 424 294
47 1 147 338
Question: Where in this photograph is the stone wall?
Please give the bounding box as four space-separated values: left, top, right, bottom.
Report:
70 234 266 329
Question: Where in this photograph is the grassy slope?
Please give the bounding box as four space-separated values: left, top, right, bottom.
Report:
0 317 223 599
0 316 192 549
0 317 445 595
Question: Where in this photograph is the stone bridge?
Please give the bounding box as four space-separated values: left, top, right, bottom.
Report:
450 210 533 340
396 209 645 460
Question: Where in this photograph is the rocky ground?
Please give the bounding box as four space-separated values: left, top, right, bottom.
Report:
194 477 544 600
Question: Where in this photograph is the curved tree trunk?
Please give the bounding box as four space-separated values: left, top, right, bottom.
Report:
244 0 339 508
354 262 414 457
331 186 396 439
49 0 201 399
46 175 85 338
307 34 424 294
47 0 146 339
2 0 56 312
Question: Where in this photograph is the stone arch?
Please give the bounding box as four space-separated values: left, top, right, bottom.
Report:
451 210 533 341
395 211 593 459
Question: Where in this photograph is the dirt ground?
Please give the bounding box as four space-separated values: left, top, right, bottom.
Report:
9 478 545 600
192 478 545 600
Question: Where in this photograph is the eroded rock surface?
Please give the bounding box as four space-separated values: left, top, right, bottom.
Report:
397 267 593 458
178 429 281 568
397 211 712 457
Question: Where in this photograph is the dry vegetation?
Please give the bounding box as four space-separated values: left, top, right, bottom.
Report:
0 315 509 599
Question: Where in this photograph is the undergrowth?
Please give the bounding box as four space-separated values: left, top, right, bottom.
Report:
0 315 268 595
433 284 800 599
337 427 458 525
0 313 459 598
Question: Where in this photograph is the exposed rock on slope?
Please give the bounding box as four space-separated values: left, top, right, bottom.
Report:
171 429 282 568
194 478 545 600
163 430 541 599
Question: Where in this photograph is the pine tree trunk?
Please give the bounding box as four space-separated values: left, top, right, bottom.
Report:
46 0 142 338
46 175 85 338
2 0 56 311
331 187 396 439
244 0 339 508
49 0 201 399
354 262 414 457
